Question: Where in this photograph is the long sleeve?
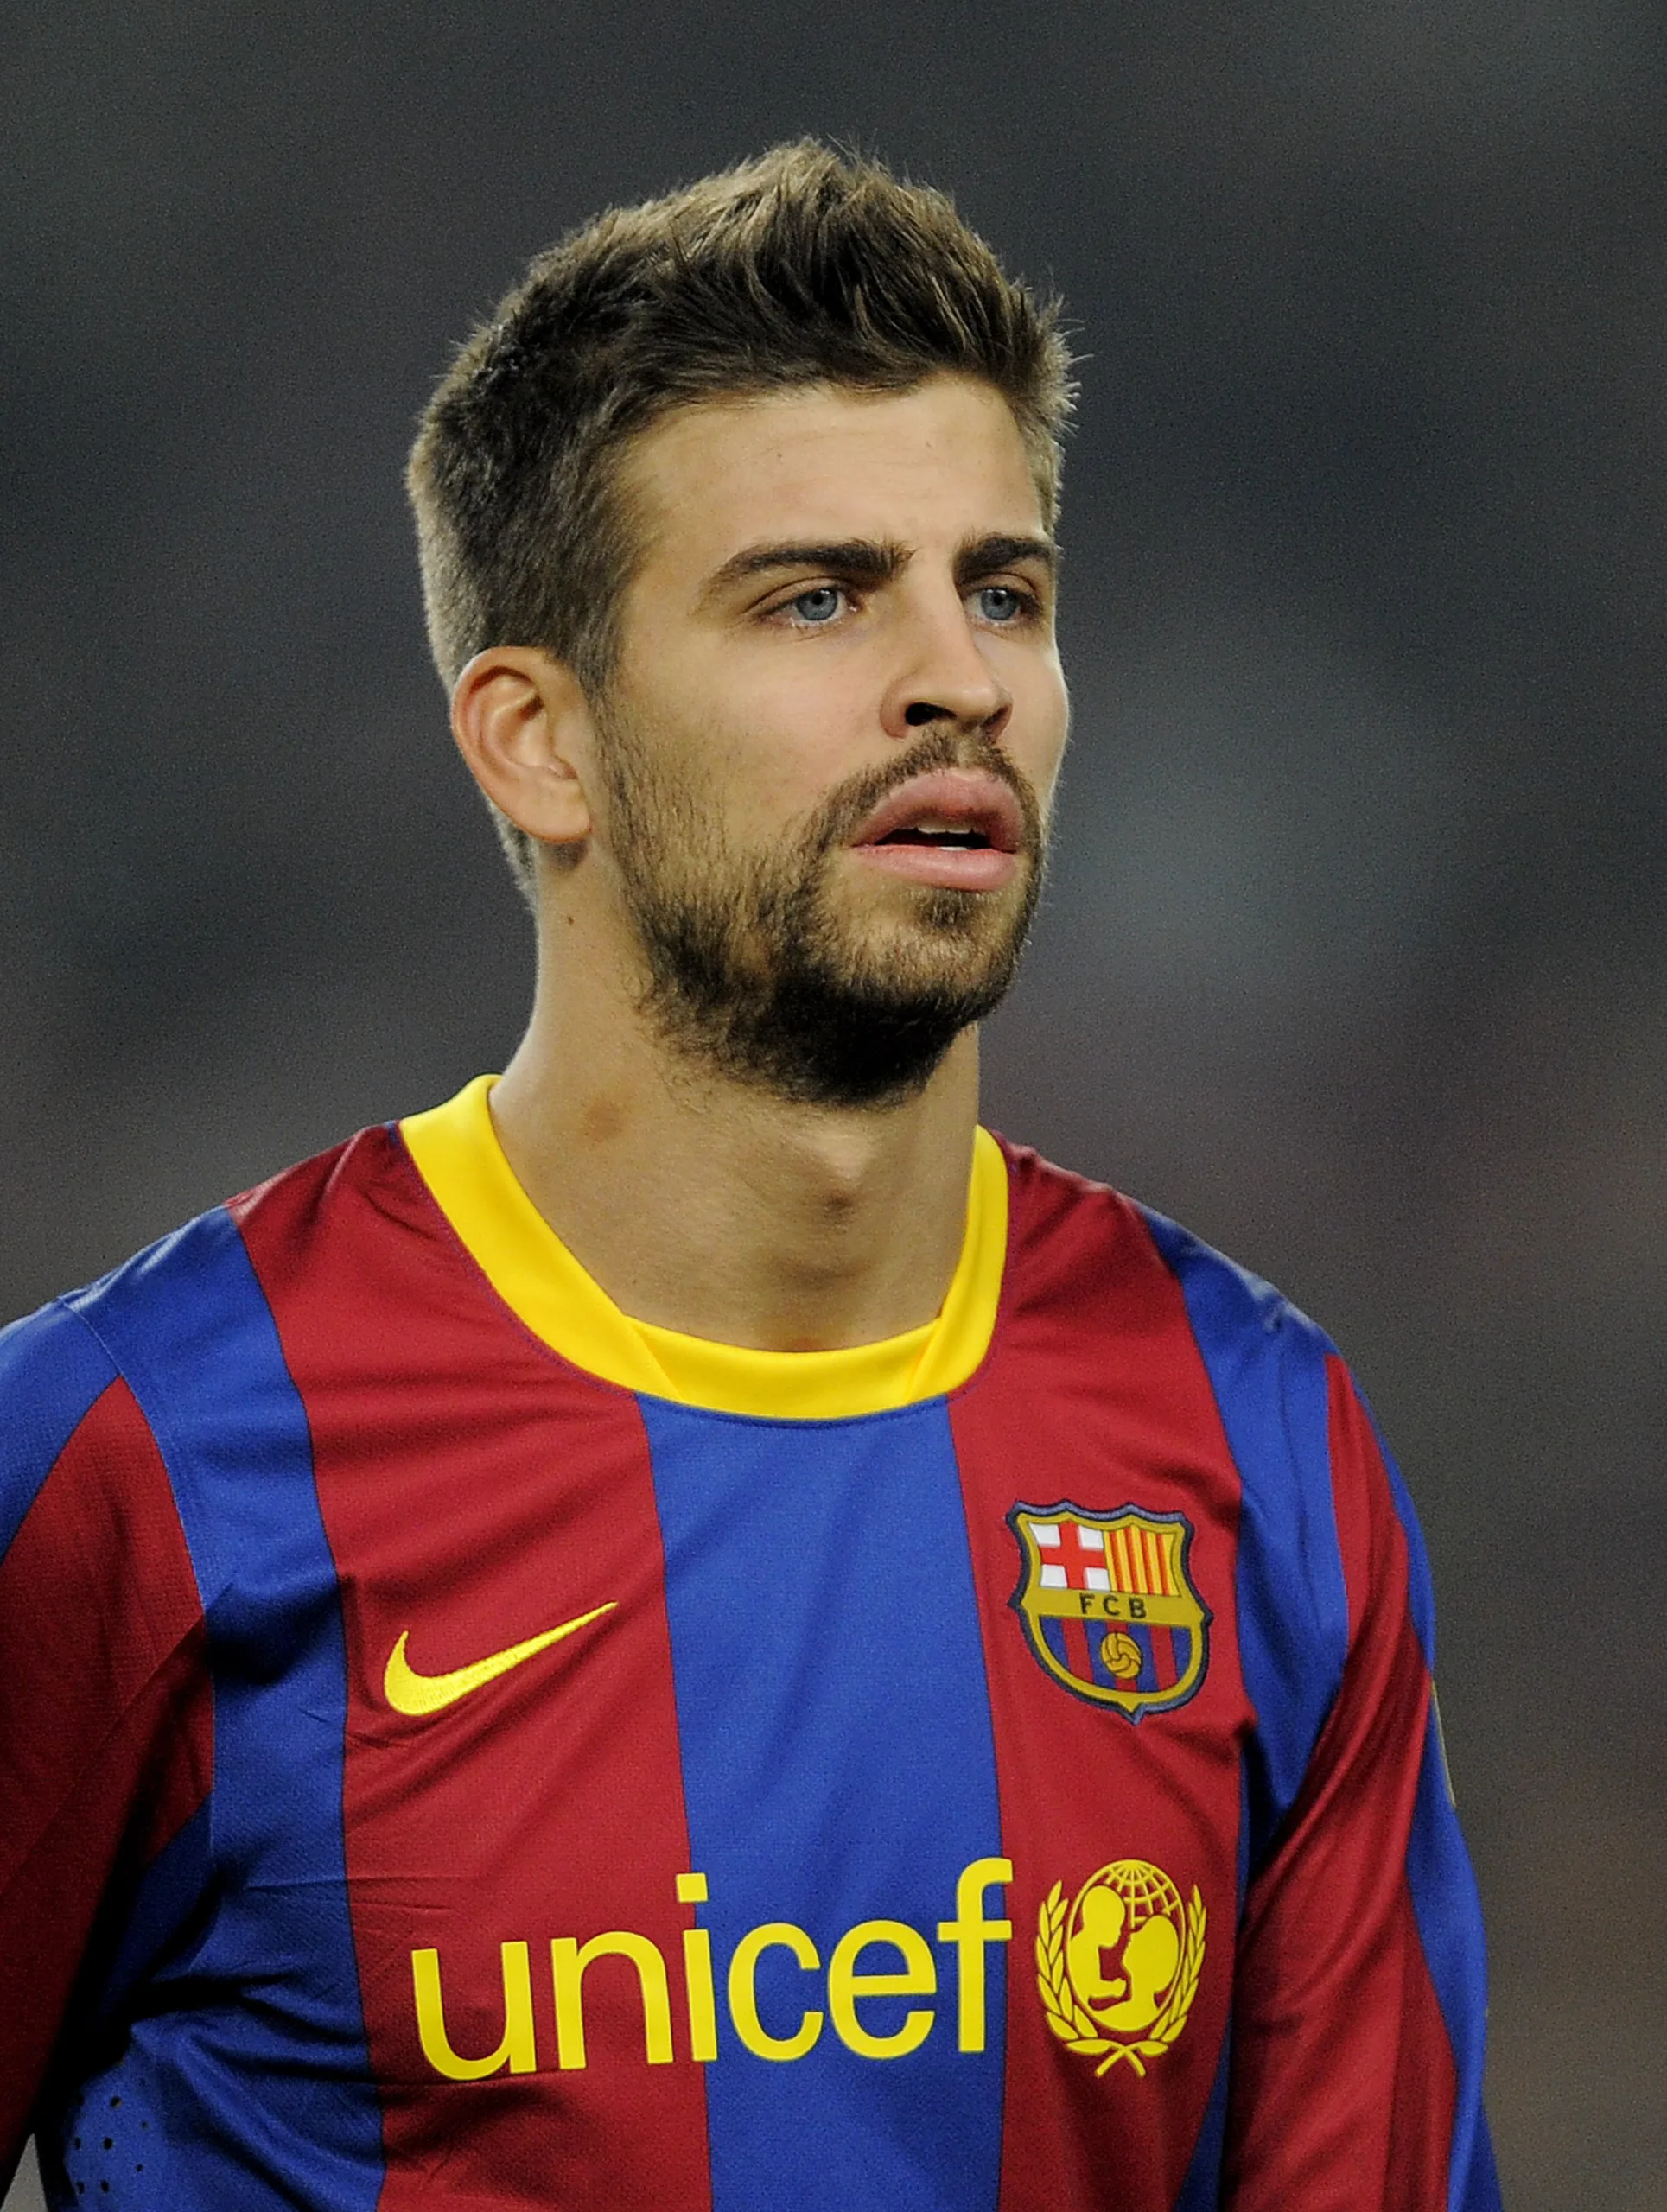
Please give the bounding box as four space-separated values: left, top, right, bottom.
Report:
0 1300 211 2188
1140 1203 1500 2210
1225 1356 1500 2211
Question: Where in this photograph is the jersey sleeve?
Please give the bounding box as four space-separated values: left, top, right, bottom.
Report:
1137 1205 1499 2211
0 1300 211 2185
1224 1353 1501 2212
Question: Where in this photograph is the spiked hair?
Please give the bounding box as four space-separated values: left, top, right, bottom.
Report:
409 142 1073 894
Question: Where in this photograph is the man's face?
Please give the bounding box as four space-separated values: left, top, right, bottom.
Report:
587 373 1070 1107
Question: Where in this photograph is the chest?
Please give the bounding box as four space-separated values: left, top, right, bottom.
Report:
181 1337 1256 2210
289 1368 1244 2037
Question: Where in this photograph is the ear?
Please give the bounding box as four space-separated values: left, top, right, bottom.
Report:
449 646 596 849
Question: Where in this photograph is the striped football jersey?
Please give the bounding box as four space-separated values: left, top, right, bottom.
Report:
0 1079 1500 2210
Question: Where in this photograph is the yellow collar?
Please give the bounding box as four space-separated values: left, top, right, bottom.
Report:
399 1076 1007 1419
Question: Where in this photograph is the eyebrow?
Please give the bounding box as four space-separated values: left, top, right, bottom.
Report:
701 531 1058 603
953 534 1059 587
703 539 907 599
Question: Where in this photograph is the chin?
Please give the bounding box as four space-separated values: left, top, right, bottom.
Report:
845 893 1031 990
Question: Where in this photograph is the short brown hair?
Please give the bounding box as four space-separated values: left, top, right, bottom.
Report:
408 141 1074 893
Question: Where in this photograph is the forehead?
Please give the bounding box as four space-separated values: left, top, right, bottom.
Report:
615 376 1047 582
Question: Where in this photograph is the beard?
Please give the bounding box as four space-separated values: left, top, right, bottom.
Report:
593 706 1048 1109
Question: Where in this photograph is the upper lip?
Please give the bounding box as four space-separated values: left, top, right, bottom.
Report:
850 771 1025 854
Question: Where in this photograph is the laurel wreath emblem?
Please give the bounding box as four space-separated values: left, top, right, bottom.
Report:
1035 1877 1206 2078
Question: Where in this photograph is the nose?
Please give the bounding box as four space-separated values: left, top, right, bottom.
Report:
879 591 1011 743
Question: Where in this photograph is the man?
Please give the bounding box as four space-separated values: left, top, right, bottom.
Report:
0 145 1499 2209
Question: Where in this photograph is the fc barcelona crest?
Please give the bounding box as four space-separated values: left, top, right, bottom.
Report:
1007 1503 1211 1719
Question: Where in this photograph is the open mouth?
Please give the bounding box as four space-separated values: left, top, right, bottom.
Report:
848 770 1027 891
851 771 1025 856
875 824 994 850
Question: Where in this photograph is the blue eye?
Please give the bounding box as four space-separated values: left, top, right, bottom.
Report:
791 585 843 624
976 585 1026 623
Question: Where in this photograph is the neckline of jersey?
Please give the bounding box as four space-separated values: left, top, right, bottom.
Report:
398 1075 1008 1419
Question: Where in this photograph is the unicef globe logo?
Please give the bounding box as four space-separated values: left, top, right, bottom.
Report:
1036 1858 1206 2077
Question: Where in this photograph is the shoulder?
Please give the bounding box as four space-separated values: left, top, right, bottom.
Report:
997 1134 1351 1558
996 1134 1333 1386
0 1295 203 1721
9 1122 409 1384
997 1128 1395 1518
994 1137 1358 1584
0 1296 128 1561
0 1122 413 1578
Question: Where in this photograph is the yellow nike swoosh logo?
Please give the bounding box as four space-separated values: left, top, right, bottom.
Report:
383 1602 616 1717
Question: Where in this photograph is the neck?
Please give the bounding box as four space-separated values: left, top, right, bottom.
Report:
487 918 982 1353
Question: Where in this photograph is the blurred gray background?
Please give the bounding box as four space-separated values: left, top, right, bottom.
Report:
4 3 1664 2206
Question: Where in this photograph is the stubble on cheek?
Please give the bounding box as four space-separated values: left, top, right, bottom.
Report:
595 704 1048 1106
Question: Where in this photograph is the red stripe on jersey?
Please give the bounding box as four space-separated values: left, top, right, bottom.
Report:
1060 1613 1093 1681
232 1130 711 2212
0 1379 209 2152
951 1146 1250 2212
1222 1358 1456 2209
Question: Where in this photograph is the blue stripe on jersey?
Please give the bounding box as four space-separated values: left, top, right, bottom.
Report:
44 1804 214 2206
0 1299 118 1553
86 1801 213 2029
64 1210 384 2212
1404 1715 1496 2212
1172 2025 1232 2212
1456 2113 1505 2212
1137 1210 1350 1866
1173 1743 1250 2210
641 1397 1006 2212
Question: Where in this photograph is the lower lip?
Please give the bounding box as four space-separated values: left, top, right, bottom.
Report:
850 843 1020 891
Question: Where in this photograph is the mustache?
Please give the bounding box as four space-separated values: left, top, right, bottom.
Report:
799 728 1044 856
